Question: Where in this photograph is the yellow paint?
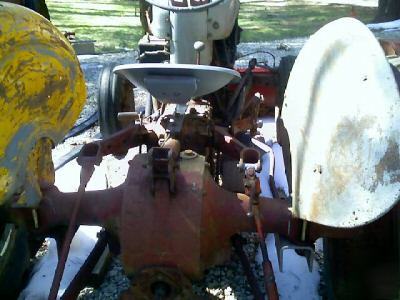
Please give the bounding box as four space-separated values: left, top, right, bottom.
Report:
0 168 11 201
0 3 86 206
14 138 55 206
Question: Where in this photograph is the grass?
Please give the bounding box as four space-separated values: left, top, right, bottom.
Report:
46 0 143 52
239 1 377 42
46 0 377 53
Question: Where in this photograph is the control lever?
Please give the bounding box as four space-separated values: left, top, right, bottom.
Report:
226 58 257 113
194 41 205 65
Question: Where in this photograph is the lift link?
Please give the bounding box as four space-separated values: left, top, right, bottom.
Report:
48 144 101 300
254 205 279 300
240 147 279 300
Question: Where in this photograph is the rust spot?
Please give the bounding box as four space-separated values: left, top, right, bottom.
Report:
375 138 400 188
329 116 373 193
309 116 375 221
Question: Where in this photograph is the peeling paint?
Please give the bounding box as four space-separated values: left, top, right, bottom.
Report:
375 138 400 187
0 3 86 207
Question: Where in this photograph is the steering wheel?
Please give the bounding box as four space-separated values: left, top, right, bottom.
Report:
145 0 226 12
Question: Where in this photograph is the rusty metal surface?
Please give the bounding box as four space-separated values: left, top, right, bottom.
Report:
99 124 158 157
148 139 180 192
379 39 400 56
39 187 123 230
120 151 206 278
35 109 372 297
33 61 381 296
5 3 390 296
40 155 299 282
159 101 212 155
282 18 400 228
238 148 279 300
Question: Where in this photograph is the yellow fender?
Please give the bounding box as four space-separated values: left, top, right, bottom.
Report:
0 3 86 207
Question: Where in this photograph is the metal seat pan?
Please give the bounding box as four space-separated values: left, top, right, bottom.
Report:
114 63 240 104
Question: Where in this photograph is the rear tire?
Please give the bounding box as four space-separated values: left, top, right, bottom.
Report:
0 224 30 298
277 55 297 111
97 63 134 137
24 0 50 20
323 206 399 300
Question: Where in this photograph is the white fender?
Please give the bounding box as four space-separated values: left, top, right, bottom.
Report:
282 18 400 228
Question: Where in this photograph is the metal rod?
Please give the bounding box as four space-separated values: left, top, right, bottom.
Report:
48 165 95 300
232 234 264 300
226 58 256 111
62 111 98 142
54 145 83 171
254 207 279 300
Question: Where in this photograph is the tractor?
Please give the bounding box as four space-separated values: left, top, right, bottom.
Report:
0 0 399 299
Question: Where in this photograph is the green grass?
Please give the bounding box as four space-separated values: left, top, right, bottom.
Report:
46 0 377 53
239 2 377 42
46 0 143 52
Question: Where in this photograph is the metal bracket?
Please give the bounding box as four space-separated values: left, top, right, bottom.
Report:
274 233 315 272
237 148 262 217
166 104 187 135
149 147 177 193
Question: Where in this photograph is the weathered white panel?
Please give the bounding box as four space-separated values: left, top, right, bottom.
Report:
282 18 400 227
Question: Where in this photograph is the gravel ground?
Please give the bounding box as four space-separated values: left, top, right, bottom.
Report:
236 38 306 68
77 233 264 300
78 258 131 299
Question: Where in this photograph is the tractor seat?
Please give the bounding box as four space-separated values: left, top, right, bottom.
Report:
114 63 241 104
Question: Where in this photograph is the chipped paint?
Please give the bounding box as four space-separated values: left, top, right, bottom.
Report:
282 18 400 228
0 3 86 206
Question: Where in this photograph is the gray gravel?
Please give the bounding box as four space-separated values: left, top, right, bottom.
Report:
78 258 130 300
192 233 264 299
77 233 264 299
236 39 306 68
